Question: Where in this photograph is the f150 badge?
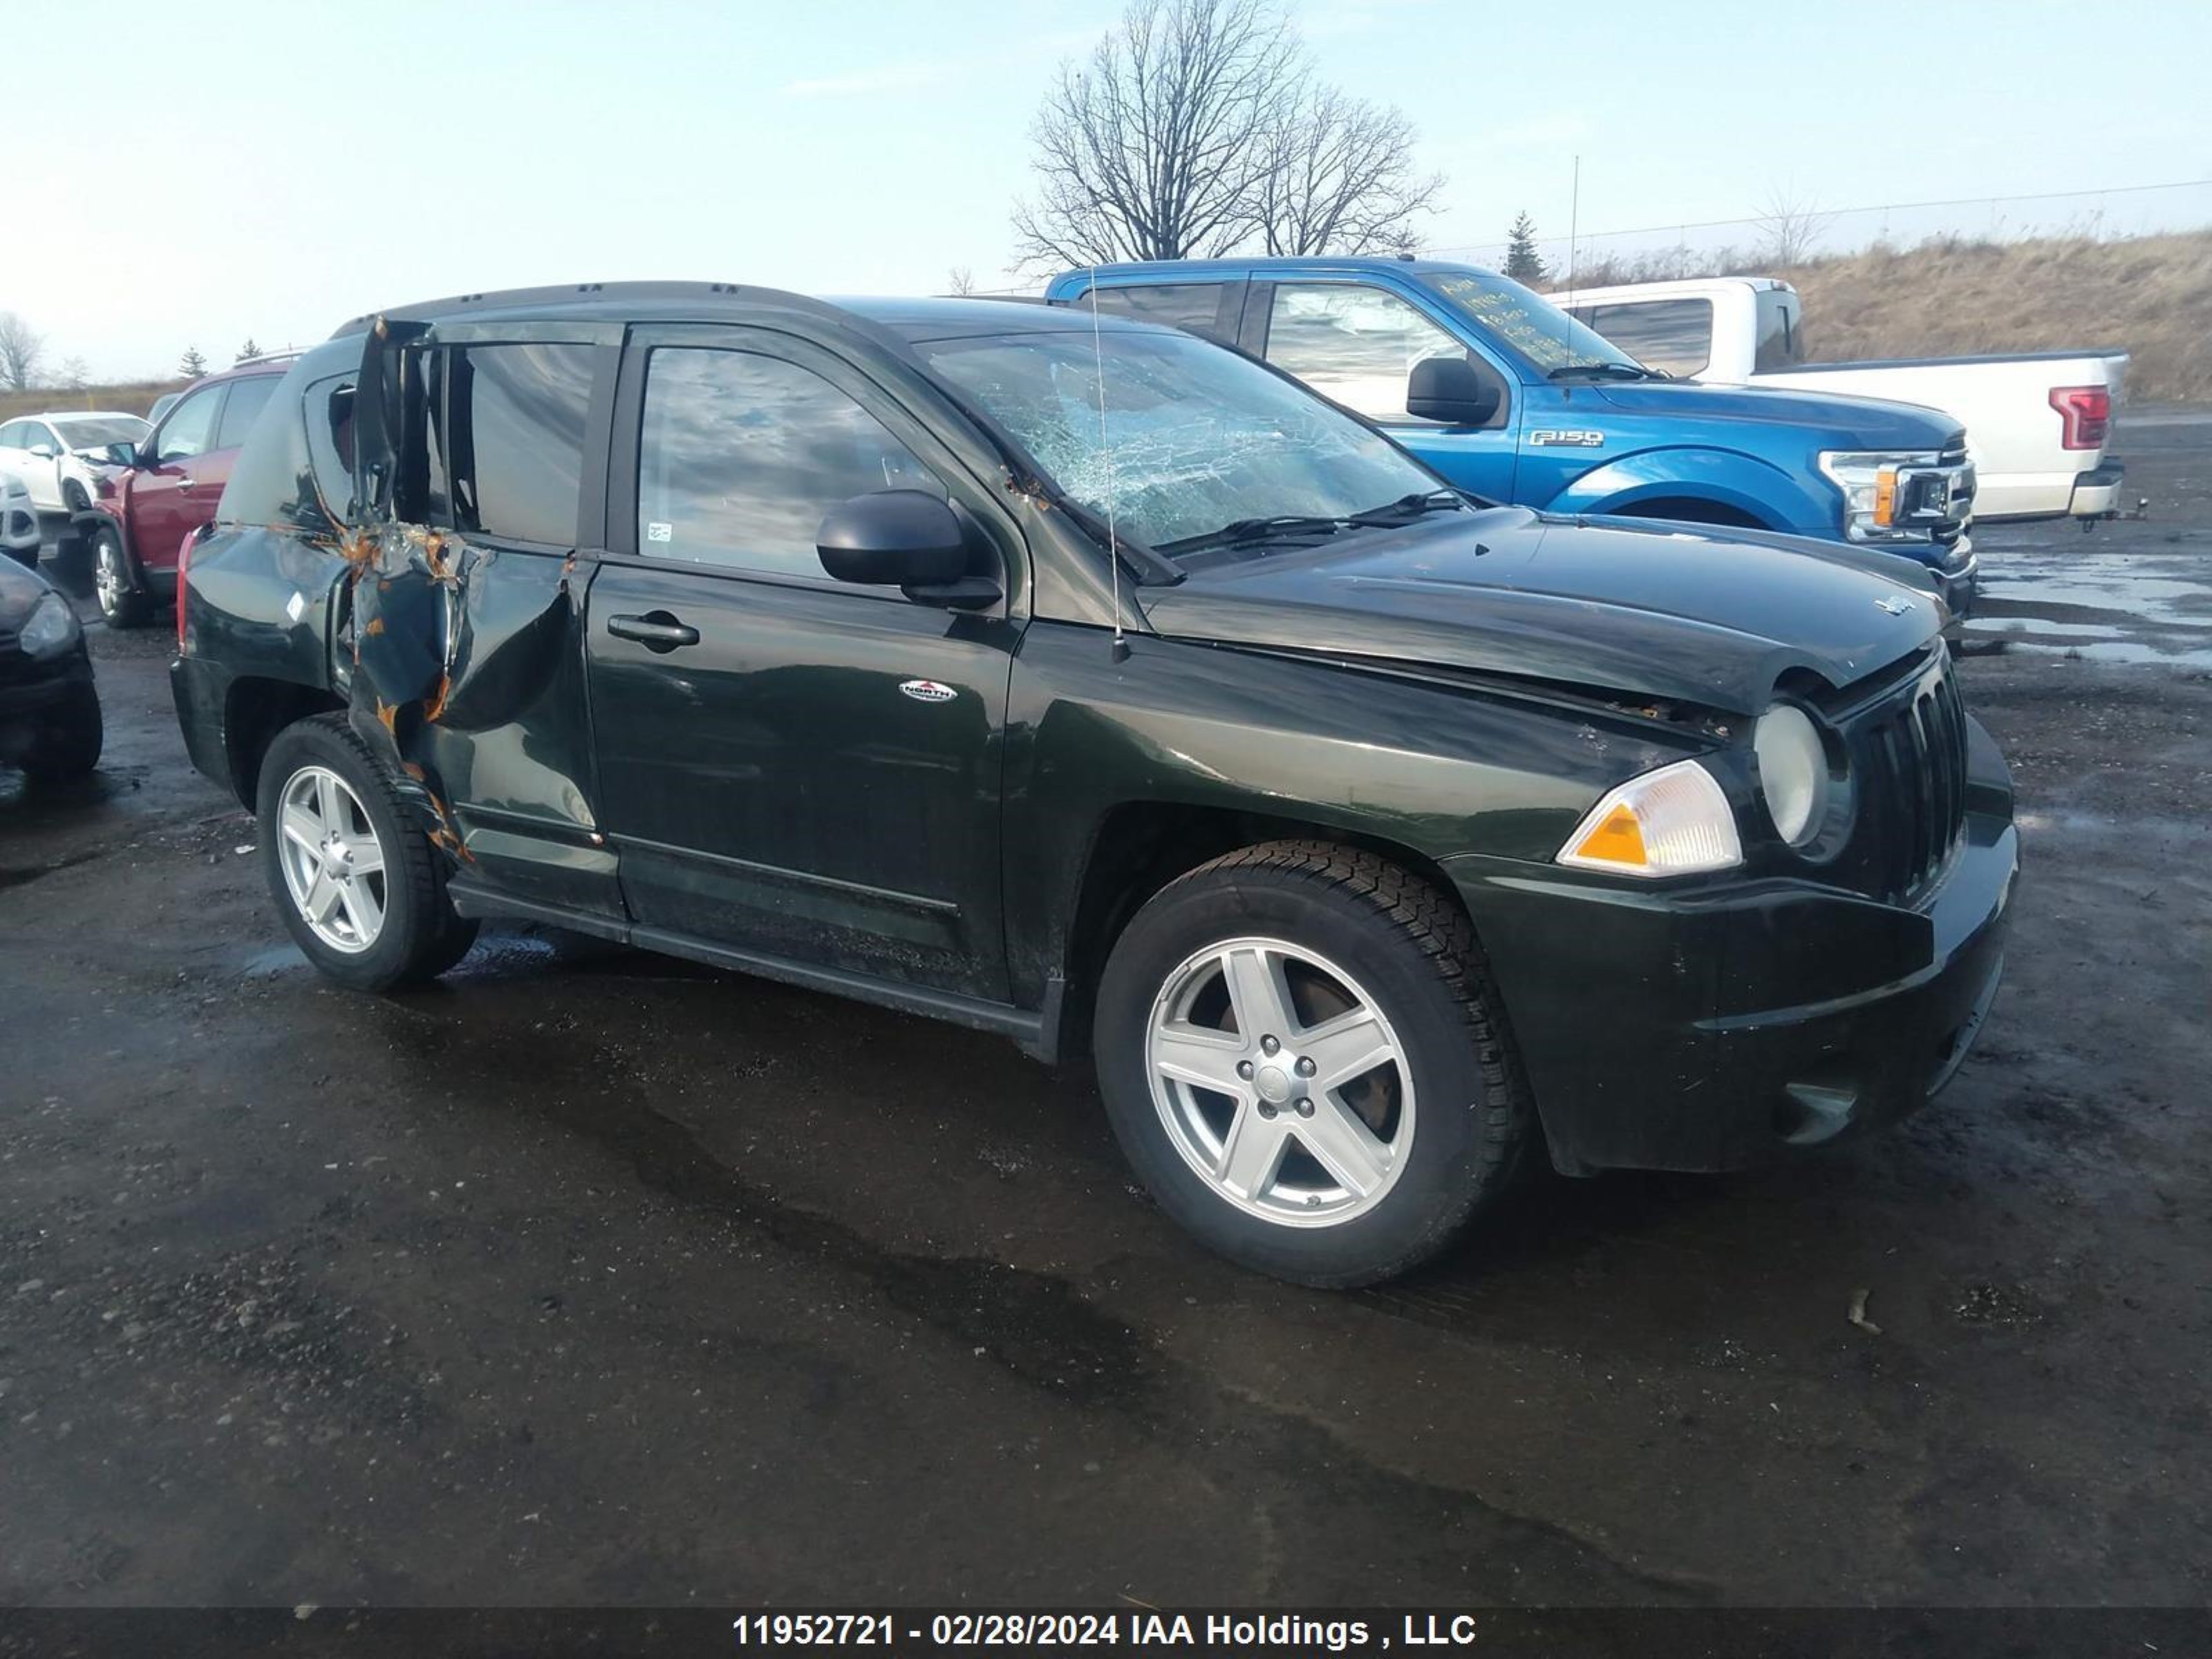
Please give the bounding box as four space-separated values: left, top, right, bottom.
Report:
1528 429 1605 447
899 679 957 703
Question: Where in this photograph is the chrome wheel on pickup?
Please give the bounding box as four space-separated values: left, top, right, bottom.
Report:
1145 937 1414 1227
1097 841 1530 1288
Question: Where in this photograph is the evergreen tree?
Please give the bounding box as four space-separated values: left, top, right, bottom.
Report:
236 338 262 363
179 346 209 379
1503 212 1547 282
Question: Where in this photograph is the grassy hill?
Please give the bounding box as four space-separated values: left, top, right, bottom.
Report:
0 381 185 424
1555 228 2212 403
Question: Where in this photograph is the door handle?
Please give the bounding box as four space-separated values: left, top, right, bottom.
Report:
606 611 700 653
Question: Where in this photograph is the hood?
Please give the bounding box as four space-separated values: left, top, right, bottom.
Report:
1137 507 1944 717
1582 379 1962 450
0 551 60 630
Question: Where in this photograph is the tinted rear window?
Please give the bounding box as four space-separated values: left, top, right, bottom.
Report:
1570 298 1713 377
1755 290 1801 371
447 344 596 547
1080 283 1235 343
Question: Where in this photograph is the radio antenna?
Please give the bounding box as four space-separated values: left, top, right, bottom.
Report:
1561 155 1582 368
1087 269 1130 664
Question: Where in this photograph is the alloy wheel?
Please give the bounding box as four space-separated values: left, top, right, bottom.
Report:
275 765 388 954
1144 935 1414 1228
93 533 127 619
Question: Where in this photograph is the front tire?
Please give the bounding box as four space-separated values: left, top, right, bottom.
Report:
257 715 478 990
89 522 152 630
1094 841 1529 1287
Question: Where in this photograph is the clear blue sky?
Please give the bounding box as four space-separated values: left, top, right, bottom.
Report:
12 0 2209 380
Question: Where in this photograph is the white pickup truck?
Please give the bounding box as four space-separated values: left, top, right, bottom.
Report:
1559 276 2127 523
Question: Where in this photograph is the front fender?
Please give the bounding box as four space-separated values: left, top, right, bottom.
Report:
1541 446 1837 538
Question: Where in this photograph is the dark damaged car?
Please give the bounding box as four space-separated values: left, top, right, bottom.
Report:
1 555 102 779
169 284 2018 1286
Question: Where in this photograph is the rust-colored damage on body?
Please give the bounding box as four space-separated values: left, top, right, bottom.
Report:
337 315 596 868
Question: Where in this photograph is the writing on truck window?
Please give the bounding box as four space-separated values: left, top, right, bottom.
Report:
1423 272 1640 374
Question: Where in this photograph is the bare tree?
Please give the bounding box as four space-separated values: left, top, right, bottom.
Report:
1754 188 1832 267
0 312 44 393
1250 83 1441 256
1011 0 1295 270
946 267 977 297
58 356 91 391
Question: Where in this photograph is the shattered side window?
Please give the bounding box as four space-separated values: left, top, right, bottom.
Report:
917 328 1438 552
636 348 941 581
446 344 595 547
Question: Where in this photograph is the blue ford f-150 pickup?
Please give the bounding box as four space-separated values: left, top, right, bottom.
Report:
1046 257 1978 615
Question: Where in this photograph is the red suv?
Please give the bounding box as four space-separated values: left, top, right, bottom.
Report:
84 356 294 628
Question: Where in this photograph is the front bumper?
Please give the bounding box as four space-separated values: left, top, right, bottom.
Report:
2 500 39 556
1931 542 1976 623
0 649 96 761
1447 714 2017 1174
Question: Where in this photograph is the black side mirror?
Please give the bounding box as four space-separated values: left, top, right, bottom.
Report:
817 490 1000 608
1406 357 1500 426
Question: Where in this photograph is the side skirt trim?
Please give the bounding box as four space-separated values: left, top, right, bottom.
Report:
447 880 1058 1060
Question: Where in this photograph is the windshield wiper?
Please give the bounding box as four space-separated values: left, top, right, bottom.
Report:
1163 492 1472 557
1347 489 1469 526
1546 361 1663 382
1158 515 1353 556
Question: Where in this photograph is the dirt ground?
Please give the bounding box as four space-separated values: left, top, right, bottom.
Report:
1 413 2207 1617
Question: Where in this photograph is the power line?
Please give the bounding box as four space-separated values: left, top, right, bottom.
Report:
1417 175 2212 257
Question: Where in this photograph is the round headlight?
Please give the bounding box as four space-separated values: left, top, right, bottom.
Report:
1754 703 1830 847
19 591 81 660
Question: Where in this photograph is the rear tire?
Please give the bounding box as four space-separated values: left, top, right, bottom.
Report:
89 522 152 630
23 684 103 779
256 714 478 990
1094 841 1529 1287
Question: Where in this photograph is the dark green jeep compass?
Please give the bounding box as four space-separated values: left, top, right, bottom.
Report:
169 283 2016 1286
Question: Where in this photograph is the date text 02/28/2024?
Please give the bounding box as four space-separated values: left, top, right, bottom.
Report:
729 1611 1483 1649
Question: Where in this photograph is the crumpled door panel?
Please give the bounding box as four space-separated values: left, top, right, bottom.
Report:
336 318 603 885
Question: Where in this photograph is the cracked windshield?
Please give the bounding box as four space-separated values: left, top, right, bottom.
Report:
917 326 1438 552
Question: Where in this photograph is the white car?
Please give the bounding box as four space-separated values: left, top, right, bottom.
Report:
1559 276 2128 523
2 471 39 566
0 411 152 516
